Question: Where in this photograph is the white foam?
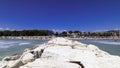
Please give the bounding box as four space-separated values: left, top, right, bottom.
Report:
0 45 11 48
18 42 30 45
0 40 30 49
0 41 19 45
0 41 18 48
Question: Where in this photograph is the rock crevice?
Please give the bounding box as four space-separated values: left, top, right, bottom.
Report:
69 61 84 68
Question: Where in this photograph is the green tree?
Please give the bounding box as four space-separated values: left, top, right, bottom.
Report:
68 31 73 34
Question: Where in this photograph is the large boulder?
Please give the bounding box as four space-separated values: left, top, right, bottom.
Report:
21 53 35 64
0 61 8 68
20 59 81 68
2 55 20 61
6 59 23 68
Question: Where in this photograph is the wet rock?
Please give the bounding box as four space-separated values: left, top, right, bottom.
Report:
3 55 20 61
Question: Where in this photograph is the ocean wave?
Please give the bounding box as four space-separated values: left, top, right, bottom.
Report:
0 41 30 49
0 45 12 48
0 41 18 48
18 42 30 45
0 41 19 45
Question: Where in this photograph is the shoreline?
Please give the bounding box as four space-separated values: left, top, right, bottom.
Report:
0 36 52 40
0 36 120 40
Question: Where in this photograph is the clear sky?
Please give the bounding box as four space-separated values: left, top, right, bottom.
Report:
0 0 120 31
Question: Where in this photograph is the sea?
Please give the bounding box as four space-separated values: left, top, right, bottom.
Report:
0 39 120 60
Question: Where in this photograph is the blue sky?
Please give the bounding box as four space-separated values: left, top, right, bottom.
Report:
0 0 120 31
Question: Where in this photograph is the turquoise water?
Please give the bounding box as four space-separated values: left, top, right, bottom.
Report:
76 39 120 56
0 39 120 60
0 39 48 60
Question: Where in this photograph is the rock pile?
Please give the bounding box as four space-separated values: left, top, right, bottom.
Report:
0 37 120 68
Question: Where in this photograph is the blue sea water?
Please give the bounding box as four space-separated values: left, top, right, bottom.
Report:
0 39 120 60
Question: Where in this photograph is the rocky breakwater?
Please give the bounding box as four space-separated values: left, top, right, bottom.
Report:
0 37 120 68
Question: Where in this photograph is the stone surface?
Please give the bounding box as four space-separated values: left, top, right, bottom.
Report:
20 59 81 68
2 55 20 61
7 59 23 68
0 37 120 68
48 37 85 46
0 61 8 68
21 53 35 64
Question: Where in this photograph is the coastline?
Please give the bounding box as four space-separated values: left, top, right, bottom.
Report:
0 36 120 40
0 36 52 40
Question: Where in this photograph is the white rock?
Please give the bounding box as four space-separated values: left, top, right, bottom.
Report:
7 59 23 68
2 55 20 61
7 60 14 67
48 37 79 46
33 44 48 51
21 53 35 64
0 61 8 68
74 41 86 46
41 46 72 61
20 59 81 68
1 37 120 68
41 45 98 68
41 45 120 68
87 44 111 57
87 44 100 50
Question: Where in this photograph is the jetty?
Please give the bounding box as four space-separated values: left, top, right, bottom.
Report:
0 37 120 68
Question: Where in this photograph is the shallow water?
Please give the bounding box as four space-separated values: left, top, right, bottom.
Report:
0 39 120 60
75 39 120 56
0 39 48 60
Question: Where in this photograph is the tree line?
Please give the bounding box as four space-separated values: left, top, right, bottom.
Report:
54 30 120 37
0 30 53 36
0 30 119 37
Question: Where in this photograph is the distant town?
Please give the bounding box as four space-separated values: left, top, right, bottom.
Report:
0 29 119 40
